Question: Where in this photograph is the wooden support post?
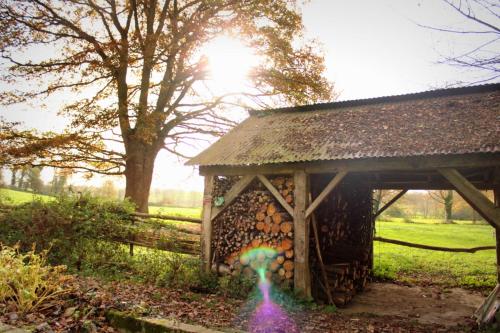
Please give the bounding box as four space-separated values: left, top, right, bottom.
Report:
294 170 311 298
201 174 214 272
373 189 408 219
495 187 500 283
438 168 500 228
305 171 347 218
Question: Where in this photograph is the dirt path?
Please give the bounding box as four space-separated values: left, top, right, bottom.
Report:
339 282 484 326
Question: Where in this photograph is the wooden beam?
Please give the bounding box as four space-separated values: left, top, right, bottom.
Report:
210 175 255 221
369 182 493 190
200 153 500 176
131 212 201 224
257 175 294 217
201 174 214 272
474 284 500 326
374 237 495 253
310 204 334 305
373 189 408 219
293 170 311 298
305 171 347 218
438 168 500 229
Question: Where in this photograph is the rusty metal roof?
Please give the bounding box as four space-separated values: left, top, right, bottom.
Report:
187 84 500 167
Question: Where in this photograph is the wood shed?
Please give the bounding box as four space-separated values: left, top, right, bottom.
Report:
187 83 500 306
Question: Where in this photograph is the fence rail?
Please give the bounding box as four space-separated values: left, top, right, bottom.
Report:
374 236 495 253
127 212 201 256
131 212 202 224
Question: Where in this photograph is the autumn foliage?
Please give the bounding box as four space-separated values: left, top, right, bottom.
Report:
0 0 333 211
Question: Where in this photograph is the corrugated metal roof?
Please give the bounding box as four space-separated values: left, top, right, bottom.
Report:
187 84 500 167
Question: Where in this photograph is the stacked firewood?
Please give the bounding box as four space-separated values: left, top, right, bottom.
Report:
323 261 370 306
212 176 295 286
310 176 373 306
212 176 242 199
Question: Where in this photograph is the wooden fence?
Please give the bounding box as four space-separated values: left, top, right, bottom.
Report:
126 212 202 256
1 202 495 256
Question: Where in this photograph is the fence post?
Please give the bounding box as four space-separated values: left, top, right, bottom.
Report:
129 216 134 256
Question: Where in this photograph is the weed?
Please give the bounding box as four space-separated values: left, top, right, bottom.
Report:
0 244 74 314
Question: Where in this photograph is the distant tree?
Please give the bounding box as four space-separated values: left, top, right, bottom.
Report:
27 167 44 193
17 167 28 190
0 0 333 212
100 180 118 200
428 190 454 223
10 167 17 187
51 169 72 194
420 0 499 83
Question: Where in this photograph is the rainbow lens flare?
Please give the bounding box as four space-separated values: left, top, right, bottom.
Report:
238 246 299 333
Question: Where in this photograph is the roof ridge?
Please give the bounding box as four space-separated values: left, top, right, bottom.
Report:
249 82 500 116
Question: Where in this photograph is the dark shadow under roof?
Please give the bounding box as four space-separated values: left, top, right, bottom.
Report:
187 84 500 167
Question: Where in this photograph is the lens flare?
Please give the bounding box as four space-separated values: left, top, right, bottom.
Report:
238 246 299 333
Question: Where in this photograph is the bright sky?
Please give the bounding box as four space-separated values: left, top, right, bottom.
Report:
1 0 498 191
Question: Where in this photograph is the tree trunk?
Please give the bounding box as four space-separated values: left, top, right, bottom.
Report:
124 143 158 213
10 168 17 187
444 190 453 223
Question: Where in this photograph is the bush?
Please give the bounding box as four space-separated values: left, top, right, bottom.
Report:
132 248 199 288
218 274 255 298
0 244 74 314
0 194 135 271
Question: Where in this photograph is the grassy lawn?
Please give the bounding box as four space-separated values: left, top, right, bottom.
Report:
0 188 54 204
149 205 201 218
374 219 497 288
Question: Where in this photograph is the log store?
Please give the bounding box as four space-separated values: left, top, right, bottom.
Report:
187 83 500 307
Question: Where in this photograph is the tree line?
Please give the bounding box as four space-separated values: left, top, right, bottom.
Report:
0 167 202 208
375 189 489 223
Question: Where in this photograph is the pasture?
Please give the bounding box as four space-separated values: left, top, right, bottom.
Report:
0 188 54 204
374 219 496 288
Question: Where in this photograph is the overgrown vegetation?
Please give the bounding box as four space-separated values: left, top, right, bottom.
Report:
0 194 134 269
0 245 74 314
0 194 255 300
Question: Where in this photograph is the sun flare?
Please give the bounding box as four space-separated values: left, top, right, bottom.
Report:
204 36 259 92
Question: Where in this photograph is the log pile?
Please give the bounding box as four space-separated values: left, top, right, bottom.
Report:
310 175 373 306
212 176 295 286
212 176 242 199
323 261 370 306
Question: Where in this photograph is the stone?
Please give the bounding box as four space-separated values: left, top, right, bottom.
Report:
63 306 77 318
7 313 18 322
81 320 98 333
35 322 50 332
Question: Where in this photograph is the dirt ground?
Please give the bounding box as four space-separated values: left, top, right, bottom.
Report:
1 278 487 332
340 282 484 326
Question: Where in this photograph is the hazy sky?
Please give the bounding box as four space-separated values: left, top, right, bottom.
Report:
1 0 498 191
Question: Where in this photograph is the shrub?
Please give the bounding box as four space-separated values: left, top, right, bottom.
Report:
218 274 255 298
132 248 199 288
0 194 135 272
0 244 74 314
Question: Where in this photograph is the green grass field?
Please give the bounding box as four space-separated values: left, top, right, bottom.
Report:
149 205 201 218
374 219 497 288
0 188 54 204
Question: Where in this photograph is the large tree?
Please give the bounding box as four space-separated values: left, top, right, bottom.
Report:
420 0 499 83
0 1 333 212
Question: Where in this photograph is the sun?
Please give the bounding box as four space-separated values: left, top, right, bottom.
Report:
204 36 259 92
